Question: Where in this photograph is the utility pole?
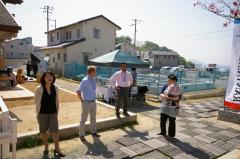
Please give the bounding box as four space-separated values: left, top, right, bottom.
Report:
42 5 54 32
131 19 141 56
54 19 56 29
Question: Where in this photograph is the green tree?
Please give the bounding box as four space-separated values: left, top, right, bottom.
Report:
115 36 132 45
178 55 187 65
141 41 160 51
159 46 173 52
186 61 195 69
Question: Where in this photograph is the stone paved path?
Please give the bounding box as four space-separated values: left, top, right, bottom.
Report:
55 79 240 159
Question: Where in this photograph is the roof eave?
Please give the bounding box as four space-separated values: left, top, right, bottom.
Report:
3 0 23 4
0 24 21 33
45 15 121 34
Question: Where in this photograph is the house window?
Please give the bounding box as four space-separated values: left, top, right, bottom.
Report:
57 32 59 40
83 54 89 65
58 53 60 60
66 31 72 40
63 53 67 62
10 52 13 55
172 56 175 59
168 56 171 59
10 45 13 48
63 53 67 63
50 33 54 42
69 31 72 39
18 42 23 45
77 29 80 38
164 55 166 59
53 57 55 63
93 28 100 39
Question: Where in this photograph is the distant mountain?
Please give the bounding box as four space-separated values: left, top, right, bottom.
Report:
189 59 207 69
190 59 207 66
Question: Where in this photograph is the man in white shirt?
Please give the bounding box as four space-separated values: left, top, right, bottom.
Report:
110 63 133 118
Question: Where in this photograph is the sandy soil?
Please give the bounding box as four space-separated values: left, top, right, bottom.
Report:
4 82 79 107
10 101 115 134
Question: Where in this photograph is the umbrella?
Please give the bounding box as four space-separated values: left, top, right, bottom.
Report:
89 50 149 68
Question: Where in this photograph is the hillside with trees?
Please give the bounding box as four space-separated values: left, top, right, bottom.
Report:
115 36 195 68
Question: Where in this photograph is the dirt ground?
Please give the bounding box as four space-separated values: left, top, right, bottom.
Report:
10 102 115 134
4 82 79 107
4 82 115 133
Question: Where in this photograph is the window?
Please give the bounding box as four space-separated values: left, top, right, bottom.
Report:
93 28 100 39
63 53 67 63
21 53 24 56
10 45 13 48
57 32 59 40
83 54 89 65
50 33 54 42
77 29 80 38
69 31 72 39
18 42 23 45
53 57 55 63
58 53 60 60
164 55 166 59
66 31 72 40
66 32 68 40
172 56 175 59
10 52 13 55
168 56 171 59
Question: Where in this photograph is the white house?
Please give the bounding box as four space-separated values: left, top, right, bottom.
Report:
4 37 33 60
42 15 121 75
115 41 141 57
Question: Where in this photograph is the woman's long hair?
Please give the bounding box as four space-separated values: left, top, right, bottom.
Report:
40 71 56 88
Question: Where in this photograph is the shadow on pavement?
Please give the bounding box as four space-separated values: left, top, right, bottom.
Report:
166 137 212 159
81 136 114 158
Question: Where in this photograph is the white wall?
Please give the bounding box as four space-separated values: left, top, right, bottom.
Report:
44 16 119 74
4 38 33 60
48 23 83 46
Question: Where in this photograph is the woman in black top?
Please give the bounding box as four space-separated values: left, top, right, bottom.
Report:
35 72 65 158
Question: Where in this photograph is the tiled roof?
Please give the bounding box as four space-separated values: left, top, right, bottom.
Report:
46 15 121 33
149 50 178 56
42 38 86 50
0 0 21 33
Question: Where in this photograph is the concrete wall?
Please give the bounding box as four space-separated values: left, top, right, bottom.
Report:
4 37 33 60
44 48 67 75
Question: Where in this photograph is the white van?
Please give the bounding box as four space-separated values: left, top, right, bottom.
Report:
160 66 171 74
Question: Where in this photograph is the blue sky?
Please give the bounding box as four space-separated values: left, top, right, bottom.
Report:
7 0 234 65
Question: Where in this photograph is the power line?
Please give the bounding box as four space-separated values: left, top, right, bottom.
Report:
163 34 232 44
157 29 234 40
130 19 141 56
